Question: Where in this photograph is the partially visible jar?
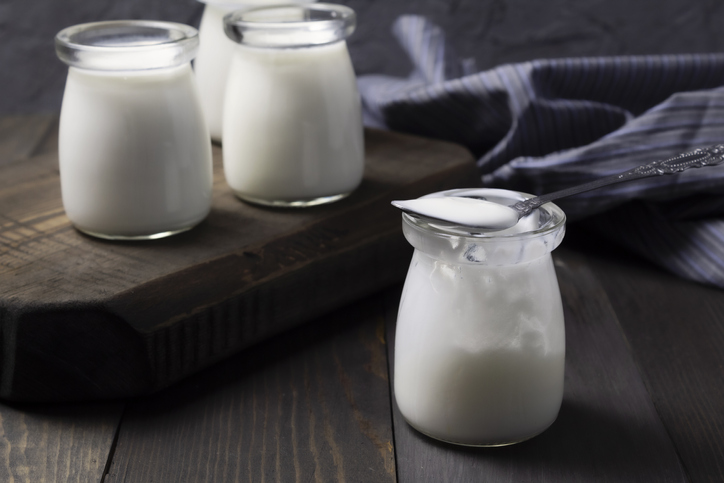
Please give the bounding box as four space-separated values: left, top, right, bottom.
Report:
55 20 213 240
394 188 567 446
222 3 364 207
195 0 315 142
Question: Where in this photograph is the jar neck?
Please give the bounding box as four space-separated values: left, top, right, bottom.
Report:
403 216 566 267
231 39 348 59
68 63 191 79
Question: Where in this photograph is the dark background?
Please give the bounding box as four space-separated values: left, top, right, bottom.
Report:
2 0 724 115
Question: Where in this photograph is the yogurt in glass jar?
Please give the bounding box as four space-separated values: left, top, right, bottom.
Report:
194 0 315 142
394 188 567 446
55 20 213 240
221 3 364 207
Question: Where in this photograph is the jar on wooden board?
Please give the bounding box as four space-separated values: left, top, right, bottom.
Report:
55 20 213 240
394 188 567 446
194 0 316 142
222 3 364 207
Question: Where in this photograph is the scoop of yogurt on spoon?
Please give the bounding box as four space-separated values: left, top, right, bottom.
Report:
391 196 520 231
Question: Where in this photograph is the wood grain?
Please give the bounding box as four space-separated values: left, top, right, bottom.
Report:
0 114 126 482
104 292 395 483
0 117 479 402
0 401 123 483
384 245 688 482
572 229 724 482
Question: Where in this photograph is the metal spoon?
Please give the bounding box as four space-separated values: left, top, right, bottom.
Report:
392 144 724 231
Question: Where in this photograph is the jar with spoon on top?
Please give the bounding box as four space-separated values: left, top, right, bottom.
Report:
393 188 567 446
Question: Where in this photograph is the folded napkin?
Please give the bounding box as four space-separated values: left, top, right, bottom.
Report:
358 15 724 288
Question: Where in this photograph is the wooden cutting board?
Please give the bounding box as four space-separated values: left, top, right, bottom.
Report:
0 117 478 402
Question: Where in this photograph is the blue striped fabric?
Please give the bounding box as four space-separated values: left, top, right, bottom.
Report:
358 15 724 288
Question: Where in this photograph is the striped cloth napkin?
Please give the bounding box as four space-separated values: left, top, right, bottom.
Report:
358 15 724 288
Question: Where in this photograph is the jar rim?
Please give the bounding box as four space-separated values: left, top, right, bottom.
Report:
223 3 356 48
197 0 314 6
401 189 567 266
55 20 199 71
402 188 567 242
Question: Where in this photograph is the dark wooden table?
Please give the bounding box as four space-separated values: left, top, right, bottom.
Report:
1 115 723 482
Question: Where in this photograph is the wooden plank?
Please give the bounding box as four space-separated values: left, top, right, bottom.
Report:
570 228 724 482
384 245 688 482
0 401 123 482
104 292 396 483
0 115 56 166
0 126 478 402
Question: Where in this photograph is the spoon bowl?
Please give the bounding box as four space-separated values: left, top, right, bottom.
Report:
391 196 520 231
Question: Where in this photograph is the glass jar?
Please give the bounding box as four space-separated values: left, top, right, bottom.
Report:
55 20 213 240
394 188 567 446
222 3 364 207
195 0 315 142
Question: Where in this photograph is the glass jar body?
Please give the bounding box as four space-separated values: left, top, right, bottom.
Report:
195 0 315 142
221 4 363 207
222 41 364 206
195 3 238 142
58 64 212 239
394 189 566 446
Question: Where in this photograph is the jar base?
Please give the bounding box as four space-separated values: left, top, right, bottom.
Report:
403 417 556 448
234 191 351 208
75 223 198 241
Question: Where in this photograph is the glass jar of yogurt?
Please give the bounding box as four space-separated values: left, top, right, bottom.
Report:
222 3 365 207
195 0 315 142
55 20 213 240
394 188 567 446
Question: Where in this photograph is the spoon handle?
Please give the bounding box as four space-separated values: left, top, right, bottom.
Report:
512 144 724 216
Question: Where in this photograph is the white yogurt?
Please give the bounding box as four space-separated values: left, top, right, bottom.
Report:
195 0 315 142
392 196 520 230
58 64 212 239
394 189 567 446
195 3 237 142
55 20 212 240
221 4 363 207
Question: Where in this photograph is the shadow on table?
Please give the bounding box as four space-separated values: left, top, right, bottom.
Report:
124 291 383 414
396 396 686 481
